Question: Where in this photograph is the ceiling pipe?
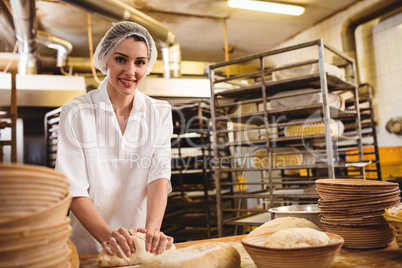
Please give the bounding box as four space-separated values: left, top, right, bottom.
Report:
60 0 181 78
37 30 73 68
0 0 16 46
9 0 38 75
2 0 73 72
341 0 402 84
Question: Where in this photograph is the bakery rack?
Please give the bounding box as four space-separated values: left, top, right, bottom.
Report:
44 107 61 168
0 72 17 163
162 100 218 241
207 39 367 236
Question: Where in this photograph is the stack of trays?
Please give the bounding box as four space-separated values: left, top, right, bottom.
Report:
0 163 73 267
316 178 401 249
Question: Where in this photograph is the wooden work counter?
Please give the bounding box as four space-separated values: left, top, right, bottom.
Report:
79 235 402 267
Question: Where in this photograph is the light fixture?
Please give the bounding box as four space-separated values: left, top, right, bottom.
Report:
227 0 305 16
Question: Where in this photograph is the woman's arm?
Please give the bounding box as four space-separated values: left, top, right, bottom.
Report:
144 179 173 254
70 197 134 257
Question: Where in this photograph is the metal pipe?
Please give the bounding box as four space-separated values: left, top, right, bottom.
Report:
37 30 73 68
60 0 181 78
9 0 37 75
0 0 16 45
341 0 402 83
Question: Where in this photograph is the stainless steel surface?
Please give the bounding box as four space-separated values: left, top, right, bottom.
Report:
0 73 86 107
268 204 322 228
268 204 320 213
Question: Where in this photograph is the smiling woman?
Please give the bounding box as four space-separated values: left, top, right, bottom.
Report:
105 38 149 133
55 21 175 262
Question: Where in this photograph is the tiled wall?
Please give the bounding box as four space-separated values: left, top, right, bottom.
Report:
270 0 402 147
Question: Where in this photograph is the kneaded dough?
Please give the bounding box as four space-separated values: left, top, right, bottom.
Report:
263 228 331 248
97 232 175 267
249 217 319 235
141 242 240 268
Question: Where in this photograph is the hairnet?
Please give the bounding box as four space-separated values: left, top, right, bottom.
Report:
93 21 157 75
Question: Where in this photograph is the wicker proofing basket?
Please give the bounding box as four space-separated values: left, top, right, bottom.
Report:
0 191 72 228
383 209 402 252
241 231 344 268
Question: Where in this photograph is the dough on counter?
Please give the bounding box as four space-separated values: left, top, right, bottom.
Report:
263 228 331 248
97 232 175 267
141 242 241 268
249 216 319 235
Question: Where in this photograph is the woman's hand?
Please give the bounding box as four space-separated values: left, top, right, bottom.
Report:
135 227 174 255
101 227 135 258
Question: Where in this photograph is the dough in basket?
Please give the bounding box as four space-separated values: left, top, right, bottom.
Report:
263 228 331 248
249 216 319 235
97 232 175 267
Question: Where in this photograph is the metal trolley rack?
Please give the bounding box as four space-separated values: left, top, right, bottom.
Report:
162 100 217 241
207 39 367 236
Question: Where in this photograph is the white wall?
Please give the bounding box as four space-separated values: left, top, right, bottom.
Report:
269 0 402 147
356 11 402 146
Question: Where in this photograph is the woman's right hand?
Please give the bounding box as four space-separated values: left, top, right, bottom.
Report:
101 227 136 258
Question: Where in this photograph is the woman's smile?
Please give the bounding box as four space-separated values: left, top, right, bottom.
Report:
119 77 136 87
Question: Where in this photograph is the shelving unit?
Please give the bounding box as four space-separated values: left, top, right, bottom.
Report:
208 39 366 236
343 83 381 179
162 100 218 242
44 107 61 168
0 72 17 163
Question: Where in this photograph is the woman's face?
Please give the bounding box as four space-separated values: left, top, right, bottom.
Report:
106 37 148 98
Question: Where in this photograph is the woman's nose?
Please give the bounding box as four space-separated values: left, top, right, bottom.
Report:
124 62 136 76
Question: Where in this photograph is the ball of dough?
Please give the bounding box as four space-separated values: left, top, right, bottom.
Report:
249 217 319 235
263 228 331 248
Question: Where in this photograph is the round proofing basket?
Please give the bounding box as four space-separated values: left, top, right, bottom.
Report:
0 192 72 228
21 244 72 268
383 210 402 253
0 163 68 182
0 216 71 248
320 221 394 249
0 169 70 221
0 170 69 197
0 225 72 266
241 231 344 268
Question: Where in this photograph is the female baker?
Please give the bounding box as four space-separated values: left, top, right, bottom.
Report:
56 21 174 257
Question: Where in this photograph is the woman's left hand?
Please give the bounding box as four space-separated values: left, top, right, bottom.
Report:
131 227 174 255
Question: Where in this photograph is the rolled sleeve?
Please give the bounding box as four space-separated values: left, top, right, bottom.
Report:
147 102 173 190
55 102 90 198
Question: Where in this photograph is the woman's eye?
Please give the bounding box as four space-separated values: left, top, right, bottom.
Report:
136 60 146 66
115 57 126 63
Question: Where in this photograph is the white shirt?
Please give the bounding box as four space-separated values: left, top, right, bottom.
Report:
56 79 172 254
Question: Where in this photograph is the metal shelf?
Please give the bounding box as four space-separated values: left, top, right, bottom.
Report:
215 73 357 99
208 39 364 237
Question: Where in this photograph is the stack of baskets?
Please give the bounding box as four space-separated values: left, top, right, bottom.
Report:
383 203 402 252
316 178 401 249
0 163 74 267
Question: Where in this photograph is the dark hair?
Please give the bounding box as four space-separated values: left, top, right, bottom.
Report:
130 34 146 43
